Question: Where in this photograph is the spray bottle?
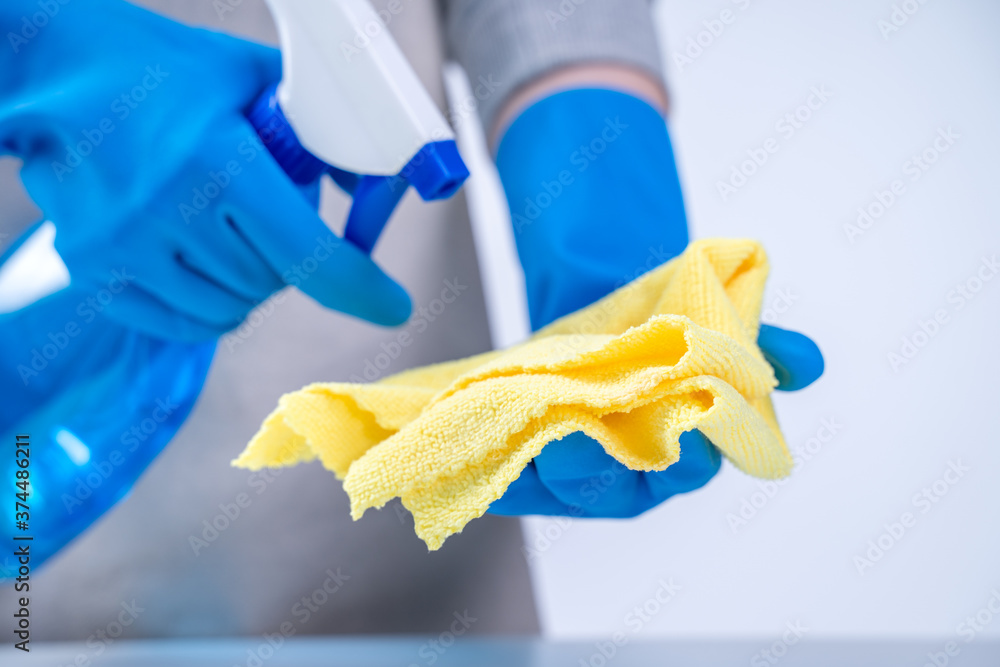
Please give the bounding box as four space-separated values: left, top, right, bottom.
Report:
247 0 469 253
0 0 468 572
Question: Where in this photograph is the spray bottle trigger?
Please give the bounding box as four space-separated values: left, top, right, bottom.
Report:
248 84 470 256
341 141 469 255
341 174 409 255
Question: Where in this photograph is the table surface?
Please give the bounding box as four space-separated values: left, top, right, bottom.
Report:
3 637 999 667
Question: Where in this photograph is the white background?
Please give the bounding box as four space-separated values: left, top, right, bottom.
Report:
451 0 1000 640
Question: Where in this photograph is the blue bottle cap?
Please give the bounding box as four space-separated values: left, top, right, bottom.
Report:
246 83 327 185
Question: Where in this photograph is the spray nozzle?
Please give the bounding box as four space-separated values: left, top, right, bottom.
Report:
247 83 469 254
245 0 469 254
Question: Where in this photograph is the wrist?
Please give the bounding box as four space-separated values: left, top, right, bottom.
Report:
491 63 670 152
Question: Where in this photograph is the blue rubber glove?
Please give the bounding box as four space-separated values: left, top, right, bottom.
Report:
0 0 411 341
490 89 824 518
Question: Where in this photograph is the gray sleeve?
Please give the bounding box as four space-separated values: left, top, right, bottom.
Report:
443 0 665 133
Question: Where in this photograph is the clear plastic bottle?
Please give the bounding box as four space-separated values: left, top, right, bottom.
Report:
0 286 214 574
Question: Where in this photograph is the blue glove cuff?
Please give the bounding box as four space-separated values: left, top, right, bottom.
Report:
496 88 688 330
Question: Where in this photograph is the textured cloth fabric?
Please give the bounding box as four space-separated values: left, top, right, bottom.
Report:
234 239 792 549
443 0 664 133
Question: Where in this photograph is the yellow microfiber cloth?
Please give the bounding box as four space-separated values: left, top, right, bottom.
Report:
233 238 791 549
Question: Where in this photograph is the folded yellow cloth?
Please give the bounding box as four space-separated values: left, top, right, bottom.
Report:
233 239 791 549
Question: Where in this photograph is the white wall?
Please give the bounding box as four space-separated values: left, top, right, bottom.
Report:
451 0 1000 639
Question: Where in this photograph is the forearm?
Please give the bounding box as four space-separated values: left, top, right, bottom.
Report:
495 88 687 328
491 62 668 150
443 0 666 150
442 2 686 328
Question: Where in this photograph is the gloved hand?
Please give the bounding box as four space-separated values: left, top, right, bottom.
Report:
0 0 411 341
490 88 824 517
